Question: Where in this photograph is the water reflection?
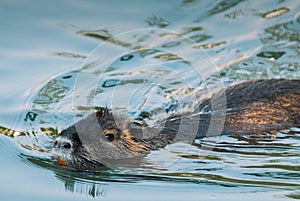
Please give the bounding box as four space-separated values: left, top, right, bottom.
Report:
20 131 300 198
145 15 170 28
1 0 300 199
261 7 290 19
194 0 245 22
56 172 107 198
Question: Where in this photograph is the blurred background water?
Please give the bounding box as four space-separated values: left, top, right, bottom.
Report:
0 0 300 200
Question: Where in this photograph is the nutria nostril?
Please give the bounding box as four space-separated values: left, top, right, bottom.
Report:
62 142 72 149
53 140 58 148
53 138 72 150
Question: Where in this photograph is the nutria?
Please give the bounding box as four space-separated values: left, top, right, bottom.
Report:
52 79 300 170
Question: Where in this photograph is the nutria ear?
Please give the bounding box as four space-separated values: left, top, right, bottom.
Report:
125 121 145 142
95 107 112 118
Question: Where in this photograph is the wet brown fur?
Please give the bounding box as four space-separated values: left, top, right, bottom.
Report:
196 79 300 137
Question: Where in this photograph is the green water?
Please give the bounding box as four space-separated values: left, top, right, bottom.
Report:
1 0 300 200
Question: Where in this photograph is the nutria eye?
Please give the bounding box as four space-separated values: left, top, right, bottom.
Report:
104 133 114 142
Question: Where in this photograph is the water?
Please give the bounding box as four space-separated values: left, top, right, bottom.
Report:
1 0 300 200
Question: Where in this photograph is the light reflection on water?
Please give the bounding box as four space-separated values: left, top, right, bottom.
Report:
1 0 300 200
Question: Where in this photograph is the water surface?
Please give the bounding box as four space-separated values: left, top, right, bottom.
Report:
1 0 300 200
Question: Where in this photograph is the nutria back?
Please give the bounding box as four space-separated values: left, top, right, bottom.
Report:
52 79 300 169
196 79 300 138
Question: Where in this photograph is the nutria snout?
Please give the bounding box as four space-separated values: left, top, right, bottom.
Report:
52 79 300 170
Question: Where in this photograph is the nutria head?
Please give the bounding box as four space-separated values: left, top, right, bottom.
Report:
52 108 150 170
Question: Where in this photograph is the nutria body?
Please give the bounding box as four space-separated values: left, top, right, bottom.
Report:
53 79 300 169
